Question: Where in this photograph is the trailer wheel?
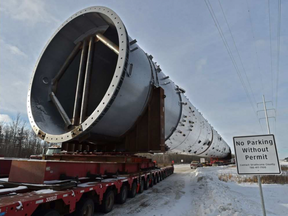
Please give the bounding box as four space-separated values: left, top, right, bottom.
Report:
139 179 144 193
33 209 60 216
154 174 157 185
116 184 128 204
73 198 94 216
128 181 137 198
101 190 114 213
144 177 149 190
150 175 154 187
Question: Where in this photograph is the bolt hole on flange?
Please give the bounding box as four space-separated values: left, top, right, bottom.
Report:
42 77 49 84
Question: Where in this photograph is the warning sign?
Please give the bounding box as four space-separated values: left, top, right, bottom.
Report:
233 134 281 175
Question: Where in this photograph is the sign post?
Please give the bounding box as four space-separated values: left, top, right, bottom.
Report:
257 175 265 216
233 134 281 216
234 95 282 216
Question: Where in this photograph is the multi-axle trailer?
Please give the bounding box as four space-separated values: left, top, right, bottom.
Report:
0 155 173 216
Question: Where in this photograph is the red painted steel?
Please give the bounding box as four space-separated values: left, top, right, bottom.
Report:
0 158 12 177
0 166 174 216
8 157 155 184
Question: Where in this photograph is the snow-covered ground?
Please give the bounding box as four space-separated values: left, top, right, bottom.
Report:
95 164 288 216
280 160 288 166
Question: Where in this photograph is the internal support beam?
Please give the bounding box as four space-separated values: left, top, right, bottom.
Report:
80 36 95 123
50 92 72 128
96 33 119 55
72 40 88 125
52 42 82 88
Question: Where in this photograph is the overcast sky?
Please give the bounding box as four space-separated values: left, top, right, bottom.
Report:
0 0 287 158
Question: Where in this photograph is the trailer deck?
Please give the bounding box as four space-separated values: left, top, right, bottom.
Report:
0 163 173 216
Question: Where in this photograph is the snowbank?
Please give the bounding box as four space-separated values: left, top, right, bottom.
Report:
194 166 288 216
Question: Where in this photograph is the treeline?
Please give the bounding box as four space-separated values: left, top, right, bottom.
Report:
0 114 49 158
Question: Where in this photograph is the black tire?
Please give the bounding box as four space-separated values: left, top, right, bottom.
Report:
101 190 115 213
33 209 60 216
116 184 128 204
154 175 157 185
128 181 137 198
144 177 149 190
158 174 161 182
150 175 154 187
73 198 94 216
139 179 144 193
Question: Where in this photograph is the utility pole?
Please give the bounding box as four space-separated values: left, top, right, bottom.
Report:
256 94 276 216
256 95 273 216
262 95 271 134
257 96 275 134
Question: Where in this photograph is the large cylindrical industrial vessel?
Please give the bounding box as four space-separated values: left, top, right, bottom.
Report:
27 6 231 158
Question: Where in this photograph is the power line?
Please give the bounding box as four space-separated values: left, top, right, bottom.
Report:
205 0 254 110
218 0 257 105
268 0 274 102
245 0 265 97
275 0 282 134
204 0 261 130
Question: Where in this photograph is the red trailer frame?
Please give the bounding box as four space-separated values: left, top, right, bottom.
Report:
0 164 173 216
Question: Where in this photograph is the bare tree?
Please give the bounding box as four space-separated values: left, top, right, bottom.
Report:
0 113 49 158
